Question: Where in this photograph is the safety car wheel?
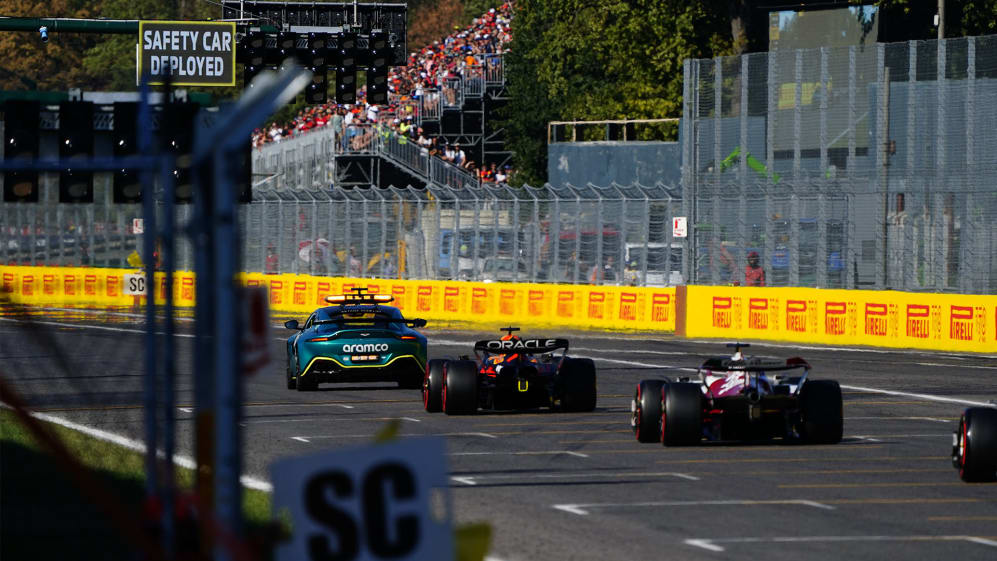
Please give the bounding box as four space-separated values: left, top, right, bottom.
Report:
286 363 296 390
295 364 317 392
633 379 665 443
443 360 478 415
660 383 702 446
560 358 597 412
953 407 997 482
799 380 843 444
423 359 445 413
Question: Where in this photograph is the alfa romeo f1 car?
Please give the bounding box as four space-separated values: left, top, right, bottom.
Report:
952 405 997 482
422 327 597 415
632 343 842 445
284 288 428 391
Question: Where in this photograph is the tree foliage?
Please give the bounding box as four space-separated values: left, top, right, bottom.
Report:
502 0 731 185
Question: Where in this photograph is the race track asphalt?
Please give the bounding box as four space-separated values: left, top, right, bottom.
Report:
2 308 996 561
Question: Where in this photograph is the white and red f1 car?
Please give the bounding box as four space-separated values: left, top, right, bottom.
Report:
632 343 843 445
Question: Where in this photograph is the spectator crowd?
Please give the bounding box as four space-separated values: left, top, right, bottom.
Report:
250 2 516 186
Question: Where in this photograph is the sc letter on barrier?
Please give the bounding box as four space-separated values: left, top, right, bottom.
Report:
123 273 147 296
271 437 453 561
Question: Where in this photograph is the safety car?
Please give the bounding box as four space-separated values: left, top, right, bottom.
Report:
284 287 427 391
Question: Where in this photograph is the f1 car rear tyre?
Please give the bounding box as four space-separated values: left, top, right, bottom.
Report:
799 380 843 444
423 359 445 413
560 358 597 412
661 383 702 446
286 363 296 390
443 360 478 415
633 379 665 443
953 407 997 482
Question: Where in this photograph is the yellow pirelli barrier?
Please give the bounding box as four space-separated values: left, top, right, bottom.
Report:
0 266 197 308
0 266 676 332
675 285 997 354
239 274 676 332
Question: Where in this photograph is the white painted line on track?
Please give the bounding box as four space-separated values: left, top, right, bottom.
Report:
449 471 698 486
291 436 310 443
178 407 193 413
683 535 997 553
5 405 272 492
839 384 991 408
847 416 953 422
401 417 422 422
849 433 951 438
451 450 587 458
246 416 424 425
553 499 835 516
290 432 497 441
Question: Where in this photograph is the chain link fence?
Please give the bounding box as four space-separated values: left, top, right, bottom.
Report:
683 34 997 293
241 181 681 286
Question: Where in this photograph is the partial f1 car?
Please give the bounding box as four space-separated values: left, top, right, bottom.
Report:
284 288 427 391
422 327 597 415
952 405 997 482
631 343 842 445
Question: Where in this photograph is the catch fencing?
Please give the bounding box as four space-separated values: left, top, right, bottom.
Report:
683 34 997 294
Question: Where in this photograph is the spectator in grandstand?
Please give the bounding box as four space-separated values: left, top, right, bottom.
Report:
603 255 617 282
349 247 362 277
624 260 639 286
745 250 766 286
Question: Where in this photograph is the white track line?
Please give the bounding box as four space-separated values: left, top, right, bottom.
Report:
553 499 834 516
452 450 588 458
450 471 698 486
683 534 997 553
8 406 272 492
290 431 497 440
839 384 991 408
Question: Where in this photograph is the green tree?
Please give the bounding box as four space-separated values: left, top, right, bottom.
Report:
501 0 731 185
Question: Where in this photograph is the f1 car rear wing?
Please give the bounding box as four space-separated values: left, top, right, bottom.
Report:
699 356 811 372
473 338 570 354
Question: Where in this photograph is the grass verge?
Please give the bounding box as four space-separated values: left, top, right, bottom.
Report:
1 409 272 560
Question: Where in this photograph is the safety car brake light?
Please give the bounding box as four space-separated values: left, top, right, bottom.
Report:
307 337 331 342
399 335 416 340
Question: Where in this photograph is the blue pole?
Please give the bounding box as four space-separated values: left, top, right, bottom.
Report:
160 149 177 559
138 78 159 500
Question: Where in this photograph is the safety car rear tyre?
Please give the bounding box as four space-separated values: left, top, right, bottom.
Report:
443 360 478 415
661 383 702 446
799 380 843 444
953 407 997 482
560 358 597 412
286 363 296 390
423 359 445 413
633 379 665 443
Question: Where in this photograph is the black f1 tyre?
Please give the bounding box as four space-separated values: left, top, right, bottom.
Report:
632 379 665 443
560 358 597 412
423 359 446 412
953 407 997 482
660 383 702 446
443 360 478 415
286 363 297 390
799 380 843 444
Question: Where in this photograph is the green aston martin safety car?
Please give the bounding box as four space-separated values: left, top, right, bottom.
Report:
284 288 428 391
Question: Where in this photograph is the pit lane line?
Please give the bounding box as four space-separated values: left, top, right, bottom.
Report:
553 499 836 516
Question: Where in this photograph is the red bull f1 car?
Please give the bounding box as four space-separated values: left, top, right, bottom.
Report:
632 343 842 445
422 327 597 415
952 405 997 482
